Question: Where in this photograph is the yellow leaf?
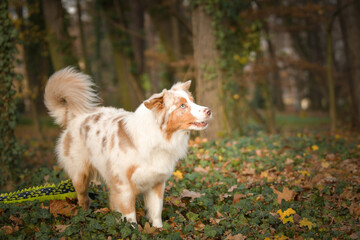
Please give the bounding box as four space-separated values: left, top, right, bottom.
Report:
239 56 247 65
260 171 269 178
300 217 314 230
335 134 341 139
173 170 183 180
357 144 360 149
311 145 319 151
282 216 294 224
299 170 310 176
275 235 289 240
264 238 271 240
277 208 296 223
321 162 330 168
233 54 240 60
233 94 240 100
283 208 296 216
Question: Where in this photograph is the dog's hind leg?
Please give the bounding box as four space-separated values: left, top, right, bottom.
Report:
72 162 92 210
57 130 92 209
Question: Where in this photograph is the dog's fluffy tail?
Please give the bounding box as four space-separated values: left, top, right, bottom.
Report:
44 67 100 127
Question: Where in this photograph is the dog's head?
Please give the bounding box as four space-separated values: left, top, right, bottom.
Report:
144 81 212 139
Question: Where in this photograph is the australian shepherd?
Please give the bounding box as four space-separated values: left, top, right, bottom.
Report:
44 67 212 227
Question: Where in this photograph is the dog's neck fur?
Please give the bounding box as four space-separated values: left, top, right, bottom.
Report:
125 103 189 169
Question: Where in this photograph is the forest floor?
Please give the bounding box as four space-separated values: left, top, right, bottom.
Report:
1 113 359 239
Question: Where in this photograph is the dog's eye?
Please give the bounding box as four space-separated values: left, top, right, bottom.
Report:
180 104 186 109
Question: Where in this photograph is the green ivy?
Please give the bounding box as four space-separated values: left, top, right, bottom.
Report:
0 0 23 186
192 0 261 134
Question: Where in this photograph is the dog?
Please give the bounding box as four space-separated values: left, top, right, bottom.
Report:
44 67 212 227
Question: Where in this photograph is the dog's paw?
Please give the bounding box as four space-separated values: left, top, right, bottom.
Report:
151 219 163 228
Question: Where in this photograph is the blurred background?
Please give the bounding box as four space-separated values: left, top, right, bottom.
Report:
1 0 360 183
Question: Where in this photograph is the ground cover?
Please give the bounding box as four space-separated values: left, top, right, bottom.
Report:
1 129 359 239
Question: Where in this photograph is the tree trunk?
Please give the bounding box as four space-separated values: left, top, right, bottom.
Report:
338 0 360 129
102 1 144 110
41 0 78 70
76 0 92 74
16 0 45 140
326 27 336 134
192 6 230 140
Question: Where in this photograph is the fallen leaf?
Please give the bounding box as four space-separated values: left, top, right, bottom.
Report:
94 208 110 214
256 195 264 202
285 158 294 165
225 233 246 240
271 187 296 204
321 161 330 168
277 208 296 222
326 153 336 161
227 185 237 192
194 165 209 174
194 221 205 231
299 170 310 176
299 218 314 230
9 215 23 225
165 196 186 207
1 226 14 235
216 211 224 218
282 216 294 224
143 222 156 234
242 167 255 176
312 145 319 151
181 189 203 199
349 203 360 217
173 170 183 180
50 199 78 217
232 193 247 204
55 224 70 233
350 233 358 239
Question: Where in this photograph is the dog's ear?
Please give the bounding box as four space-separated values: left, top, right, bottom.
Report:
144 89 167 111
171 80 191 92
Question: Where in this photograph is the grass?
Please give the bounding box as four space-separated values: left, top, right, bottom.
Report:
1 115 359 239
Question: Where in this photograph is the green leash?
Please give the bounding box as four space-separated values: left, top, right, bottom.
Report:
0 180 77 204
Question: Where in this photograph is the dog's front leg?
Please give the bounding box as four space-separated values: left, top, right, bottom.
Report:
144 182 165 228
109 184 137 224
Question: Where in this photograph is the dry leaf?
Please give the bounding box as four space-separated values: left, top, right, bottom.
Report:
285 158 294 165
194 165 210 174
227 185 237 192
181 189 203 199
94 208 111 214
326 153 336 161
50 199 78 217
216 211 224 218
194 221 205 230
55 224 70 233
233 193 247 204
143 222 157 234
271 186 296 204
9 215 23 225
1 226 14 235
226 233 247 240
242 167 255 176
165 196 186 207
